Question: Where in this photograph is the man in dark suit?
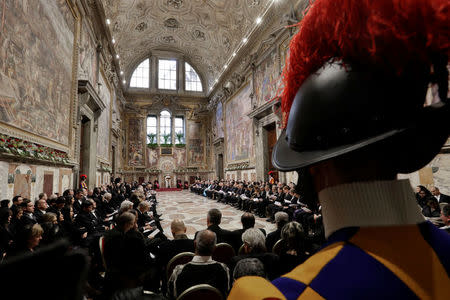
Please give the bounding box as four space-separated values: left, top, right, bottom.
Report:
34 198 48 224
265 211 289 253
195 208 233 245
431 187 450 204
72 189 84 215
19 199 37 226
74 200 104 246
231 213 266 253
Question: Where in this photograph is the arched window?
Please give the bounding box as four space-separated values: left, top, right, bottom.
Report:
160 110 171 144
130 59 150 88
185 62 202 92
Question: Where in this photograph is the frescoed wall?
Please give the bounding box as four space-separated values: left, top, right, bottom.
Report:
128 118 144 166
0 0 75 146
79 25 98 86
96 72 111 161
225 83 253 163
254 48 280 107
215 102 224 138
147 148 160 167
187 120 204 165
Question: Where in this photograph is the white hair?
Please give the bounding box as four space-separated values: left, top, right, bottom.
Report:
120 200 133 211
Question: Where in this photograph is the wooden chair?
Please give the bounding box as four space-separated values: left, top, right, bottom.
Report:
212 243 235 265
177 284 223 300
166 252 195 280
272 239 284 256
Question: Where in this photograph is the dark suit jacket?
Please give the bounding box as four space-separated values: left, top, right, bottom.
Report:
20 213 37 226
74 211 101 235
266 228 282 252
230 228 267 253
195 224 233 245
156 234 195 268
436 193 450 204
33 210 46 224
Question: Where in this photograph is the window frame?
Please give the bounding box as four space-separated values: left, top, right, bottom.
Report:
185 62 203 92
157 58 178 91
130 58 150 88
146 115 157 144
159 110 172 144
174 116 185 144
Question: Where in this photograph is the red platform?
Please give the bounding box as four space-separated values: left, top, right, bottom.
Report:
156 188 182 192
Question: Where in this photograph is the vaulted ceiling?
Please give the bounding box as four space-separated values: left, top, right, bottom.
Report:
101 0 273 92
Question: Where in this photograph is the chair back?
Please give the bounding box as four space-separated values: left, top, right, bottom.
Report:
212 243 235 265
272 239 284 256
166 252 195 280
176 284 223 300
238 244 245 255
99 235 107 270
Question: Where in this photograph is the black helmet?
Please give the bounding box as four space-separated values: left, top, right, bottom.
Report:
272 61 449 173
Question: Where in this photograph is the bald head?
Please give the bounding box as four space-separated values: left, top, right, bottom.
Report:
171 219 186 237
195 230 217 256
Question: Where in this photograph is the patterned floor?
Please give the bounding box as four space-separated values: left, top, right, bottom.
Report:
156 190 276 238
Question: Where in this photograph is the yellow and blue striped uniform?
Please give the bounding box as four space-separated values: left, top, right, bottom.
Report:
229 222 450 299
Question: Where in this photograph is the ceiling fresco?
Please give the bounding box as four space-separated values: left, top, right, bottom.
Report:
101 0 272 90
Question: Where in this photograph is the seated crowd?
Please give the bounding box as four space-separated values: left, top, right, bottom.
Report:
0 178 448 299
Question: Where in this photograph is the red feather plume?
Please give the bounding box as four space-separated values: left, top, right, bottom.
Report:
281 0 449 127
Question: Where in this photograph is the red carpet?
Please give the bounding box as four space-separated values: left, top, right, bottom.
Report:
156 188 182 192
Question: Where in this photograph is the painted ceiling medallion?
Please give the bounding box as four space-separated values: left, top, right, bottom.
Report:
162 36 175 43
192 30 205 41
164 18 180 28
167 0 183 9
135 22 148 32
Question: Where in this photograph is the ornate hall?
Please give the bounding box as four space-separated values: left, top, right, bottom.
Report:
0 0 448 299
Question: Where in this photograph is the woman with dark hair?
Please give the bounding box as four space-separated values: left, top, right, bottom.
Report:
422 198 441 218
9 206 23 236
0 207 13 258
416 185 432 207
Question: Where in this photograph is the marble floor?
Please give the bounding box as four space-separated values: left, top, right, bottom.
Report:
155 190 276 239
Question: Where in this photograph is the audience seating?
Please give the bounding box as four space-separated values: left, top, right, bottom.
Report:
272 239 283 255
166 252 195 280
176 284 223 300
212 243 235 265
238 244 245 255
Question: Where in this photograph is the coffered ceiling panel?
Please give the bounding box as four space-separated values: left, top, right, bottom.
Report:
101 0 272 90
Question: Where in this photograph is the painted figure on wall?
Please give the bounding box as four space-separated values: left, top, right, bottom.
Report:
0 1 74 145
173 147 186 168
225 83 254 162
96 73 111 161
147 148 159 167
215 102 224 138
187 121 204 165
128 118 144 166
254 48 281 106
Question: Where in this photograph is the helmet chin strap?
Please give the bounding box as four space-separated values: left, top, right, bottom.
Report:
296 168 319 210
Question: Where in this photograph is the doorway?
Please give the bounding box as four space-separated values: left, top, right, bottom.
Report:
264 123 278 182
217 154 224 180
